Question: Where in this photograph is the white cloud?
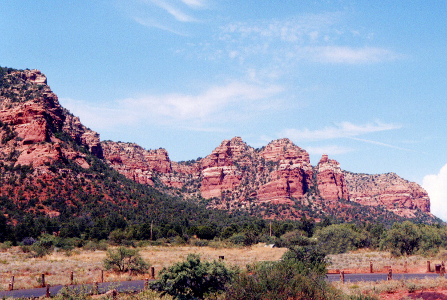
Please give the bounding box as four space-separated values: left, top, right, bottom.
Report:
305 46 400 64
120 0 206 34
423 164 447 222
180 0 206 8
212 12 403 66
305 145 354 155
133 17 186 35
282 121 401 141
60 82 284 132
347 137 412 151
149 0 197 22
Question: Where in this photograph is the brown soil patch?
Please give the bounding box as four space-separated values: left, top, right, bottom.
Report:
377 289 447 300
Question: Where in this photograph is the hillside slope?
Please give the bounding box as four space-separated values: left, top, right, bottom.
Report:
102 138 433 223
0 67 254 242
0 67 436 229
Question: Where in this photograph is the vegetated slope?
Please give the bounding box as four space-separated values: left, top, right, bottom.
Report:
0 67 256 241
0 67 438 234
102 136 436 224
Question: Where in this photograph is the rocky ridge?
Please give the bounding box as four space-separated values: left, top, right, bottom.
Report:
0 68 434 223
0 68 116 218
101 137 431 221
0 69 102 168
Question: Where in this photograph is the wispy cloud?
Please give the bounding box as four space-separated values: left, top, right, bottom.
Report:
305 145 354 155
60 82 284 132
282 121 401 142
347 137 413 151
133 16 187 35
302 46 401 64
149 0 197 22
120 0 208 34
209 12 402 66
180 0 206 8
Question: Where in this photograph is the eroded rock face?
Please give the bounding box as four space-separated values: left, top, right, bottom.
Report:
316 154 349 201
63 114 103 159
101 141 199 188
22 70 47 85
101 136 431 219
0 69 103 168
344 172 431 216
257 139 313 203
199 137 248 198
0 68 433 222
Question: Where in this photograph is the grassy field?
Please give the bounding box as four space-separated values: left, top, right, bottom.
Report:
328 249 447 273
0 243 287 290
3 243 447 299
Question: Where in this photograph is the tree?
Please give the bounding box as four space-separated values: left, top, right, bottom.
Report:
380 221 421 256
150 254 237 300
314 224 367 254
103 247 148 273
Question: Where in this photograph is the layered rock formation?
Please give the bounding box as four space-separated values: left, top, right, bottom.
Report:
256 139 313 204
0 69 103 169
101 141 199 188
316 154 349 201
343 171 430 217
103 136 432 220
199 137 248 198
0 68 433 222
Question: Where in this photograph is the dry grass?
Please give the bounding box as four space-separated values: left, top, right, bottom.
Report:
328 249 444 274
329 249 447 299
332 277 447 298
0 243 287 291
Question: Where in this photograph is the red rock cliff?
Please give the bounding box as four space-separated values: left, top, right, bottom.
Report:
344 171 430 217
0 69 103 168
199 137 249 198
256 139 313 204
316 154 349 201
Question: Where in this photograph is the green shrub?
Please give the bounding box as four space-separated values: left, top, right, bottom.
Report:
83 240 108 251
314 224 367 254
276 230 313 248
227 232 258 246
150 253 237 300
281 245 328 275
225 245 333 300
0 241 12 251
190 238 209 247
103 247 148 274
53 285 91 300
380 221 421 256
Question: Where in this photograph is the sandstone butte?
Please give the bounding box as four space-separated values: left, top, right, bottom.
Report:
101 137 431 220
0 69 433 221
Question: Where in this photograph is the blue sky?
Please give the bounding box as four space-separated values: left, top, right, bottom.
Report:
2 1 447 220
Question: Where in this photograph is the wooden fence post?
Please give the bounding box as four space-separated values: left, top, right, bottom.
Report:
70 271 74 285
151 267 155 279
9 275 14 291
41 273 45 288
387 269 392 281
441 261 445 277
404 261 408 273
46 284 51 298
427 261 431 273
101 270 104 283
369 261 373 273
340 270 344 284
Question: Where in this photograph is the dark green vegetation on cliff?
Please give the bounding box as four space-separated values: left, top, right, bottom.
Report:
0 66 444 252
